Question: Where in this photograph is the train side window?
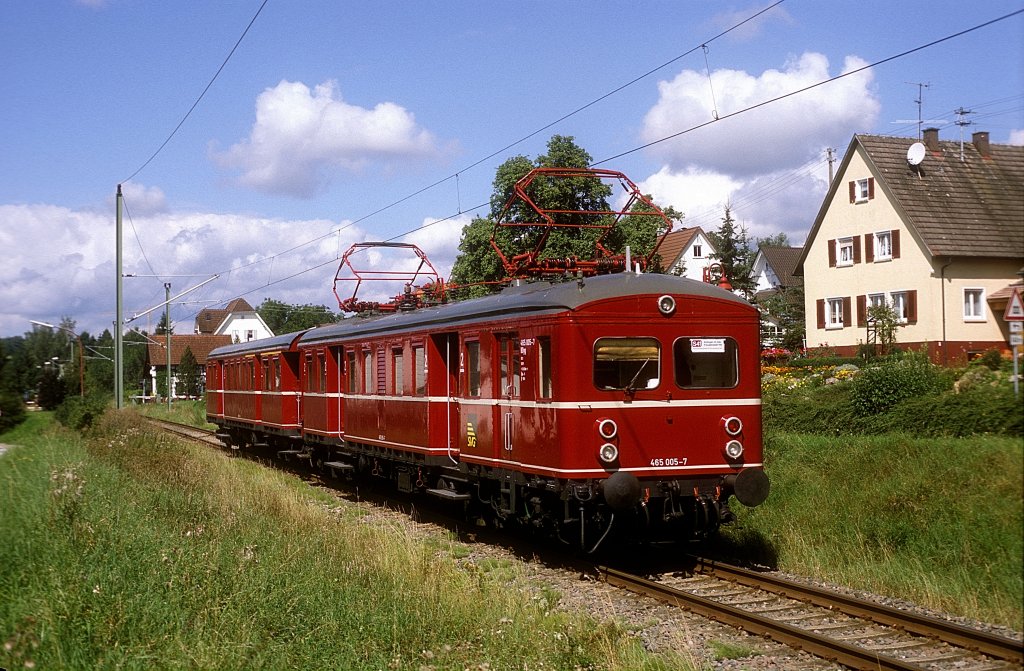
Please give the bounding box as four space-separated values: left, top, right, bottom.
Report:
262 359 271 391
362 350 373 394
538 337 552 399
319 353 327 393
376 348 386 395
330 347 342 392
465 340 481 397
305 355 316 392
393 347 404 396
413 345 426 396
673 337 738 389
497 334 520 397
593 337 660 391
346 351 357 394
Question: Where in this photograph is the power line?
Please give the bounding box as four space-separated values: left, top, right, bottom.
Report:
122 0 271 183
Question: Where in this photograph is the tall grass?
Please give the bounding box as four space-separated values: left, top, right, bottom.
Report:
1 411 683 670
721 431 1023 630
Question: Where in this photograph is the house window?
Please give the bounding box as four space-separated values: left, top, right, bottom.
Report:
246 329 256 341
851 177 874 203
963 288 986 321
692 244 703 258
837 238 854 267
892 291 911 323
868 293 886 310
874 231 892 261
827 298 845 329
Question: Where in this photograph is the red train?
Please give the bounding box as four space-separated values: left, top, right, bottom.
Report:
206 270 769 549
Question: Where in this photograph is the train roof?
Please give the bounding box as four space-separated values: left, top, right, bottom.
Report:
208 329 309 359
298 272 751 347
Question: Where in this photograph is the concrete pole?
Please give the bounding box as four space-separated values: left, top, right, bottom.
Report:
165 282 172 411
115 185 124 408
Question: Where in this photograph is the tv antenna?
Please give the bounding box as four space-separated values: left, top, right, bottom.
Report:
891 82 945 138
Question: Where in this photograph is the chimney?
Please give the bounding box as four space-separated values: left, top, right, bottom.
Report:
923 127 940 153
972 131 991 158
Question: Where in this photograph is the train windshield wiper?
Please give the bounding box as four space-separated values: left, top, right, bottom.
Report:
624 358 651 394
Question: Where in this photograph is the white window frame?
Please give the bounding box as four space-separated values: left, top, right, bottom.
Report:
963 288 986 322
891 291 910 323
837 237 854 267
855 178 871 203
868 293 886 310
692 244 703 259
826 298 845 330
874 230 892 261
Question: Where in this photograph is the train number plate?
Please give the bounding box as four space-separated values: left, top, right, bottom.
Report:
650 457 687 467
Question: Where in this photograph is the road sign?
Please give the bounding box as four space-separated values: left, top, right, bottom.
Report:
1011 334 1024 346
1004 287 1024 321
1011 322 1023 333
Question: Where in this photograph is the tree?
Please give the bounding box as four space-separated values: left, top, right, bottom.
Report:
758 284 805 352
867 302 902 355
257 299 340 334
177 347 201 398
37 366 65 410
708 205 755 297
155 312 174 335
451 135 675 291
756 232 790 248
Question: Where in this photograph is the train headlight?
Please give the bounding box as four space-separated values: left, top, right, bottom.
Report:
657 295 676 315
598 442 619 464
722 416 743 436
597 418 618 439
725 440 744 460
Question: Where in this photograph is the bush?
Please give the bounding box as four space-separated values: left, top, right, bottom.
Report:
54 392 111 432
850 353 945 415
0 391 26 433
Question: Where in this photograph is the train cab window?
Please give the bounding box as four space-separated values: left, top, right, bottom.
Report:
465 340 481 397
346 351 358 394
538 337 552 399
413 345 426 396
674 337 738 389
393 348 404 396
498 334 520 397
593 337 660 391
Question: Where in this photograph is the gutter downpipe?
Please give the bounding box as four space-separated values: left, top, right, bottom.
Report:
939 257 953 365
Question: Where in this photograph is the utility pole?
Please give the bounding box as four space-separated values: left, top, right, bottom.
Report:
115 184 124 408
165 282 172 412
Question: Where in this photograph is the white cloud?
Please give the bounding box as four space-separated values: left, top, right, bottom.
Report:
1008 129 1024 145
709 5 793 42
213 80 442 198
641 52 880 176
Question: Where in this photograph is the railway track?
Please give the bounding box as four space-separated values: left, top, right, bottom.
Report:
147 417 1022 671
600 562 1022 671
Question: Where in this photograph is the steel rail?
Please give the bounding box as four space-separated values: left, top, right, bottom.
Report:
690 557 1023 666
601 566 942 671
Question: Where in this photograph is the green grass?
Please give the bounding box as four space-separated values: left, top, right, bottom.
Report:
720 431 1023 630
134 398 214 429
1 411 682 670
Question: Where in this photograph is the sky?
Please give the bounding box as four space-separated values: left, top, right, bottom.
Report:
2 0 1022 339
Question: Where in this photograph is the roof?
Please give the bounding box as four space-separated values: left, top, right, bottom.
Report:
207 331 308 359
758 246 803 288
195 298 257 335
147 334 232 366
297 272 752 347
655 227 707 270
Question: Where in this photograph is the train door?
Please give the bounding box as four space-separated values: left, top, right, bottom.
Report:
429 333 459 459
495 332 522 465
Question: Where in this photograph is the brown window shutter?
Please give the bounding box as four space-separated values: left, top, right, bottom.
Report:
852 235 862 264
865 233 874 262
842 297 852 327
857 295 867 327
907 290 917 323
828 239 836 267
816 299 825 329
849 181 856 203
892 229 900 258
868 177 875 199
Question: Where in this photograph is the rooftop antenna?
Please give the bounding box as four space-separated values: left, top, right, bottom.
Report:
891 82 945 138
954 107 974 161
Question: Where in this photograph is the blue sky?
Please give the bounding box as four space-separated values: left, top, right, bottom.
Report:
2 0 1022 338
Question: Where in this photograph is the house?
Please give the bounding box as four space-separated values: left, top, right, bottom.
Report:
194 298 274 342
146 334 231 398
656 226 718 282
796 128 1024 364
751 245 804 347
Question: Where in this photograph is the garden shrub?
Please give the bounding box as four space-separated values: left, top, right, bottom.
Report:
54 392 111 432
850 352 945 415
0 391 26 433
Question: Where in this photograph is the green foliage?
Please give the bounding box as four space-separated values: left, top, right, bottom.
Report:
975 348 1005 371
257 298 340 334
850 353 946 415
0 391 26 432
36 367 66 410
866 302 902 354
53 392 110 431
177 347 201 398
708 205 755 297
154 311 173 335
756 284 805 352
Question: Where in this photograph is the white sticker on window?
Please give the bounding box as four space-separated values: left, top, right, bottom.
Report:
690 338 726 353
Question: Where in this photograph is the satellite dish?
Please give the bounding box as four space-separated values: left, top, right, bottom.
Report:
907 142 926 166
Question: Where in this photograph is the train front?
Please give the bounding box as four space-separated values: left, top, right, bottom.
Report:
553 273 770 542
